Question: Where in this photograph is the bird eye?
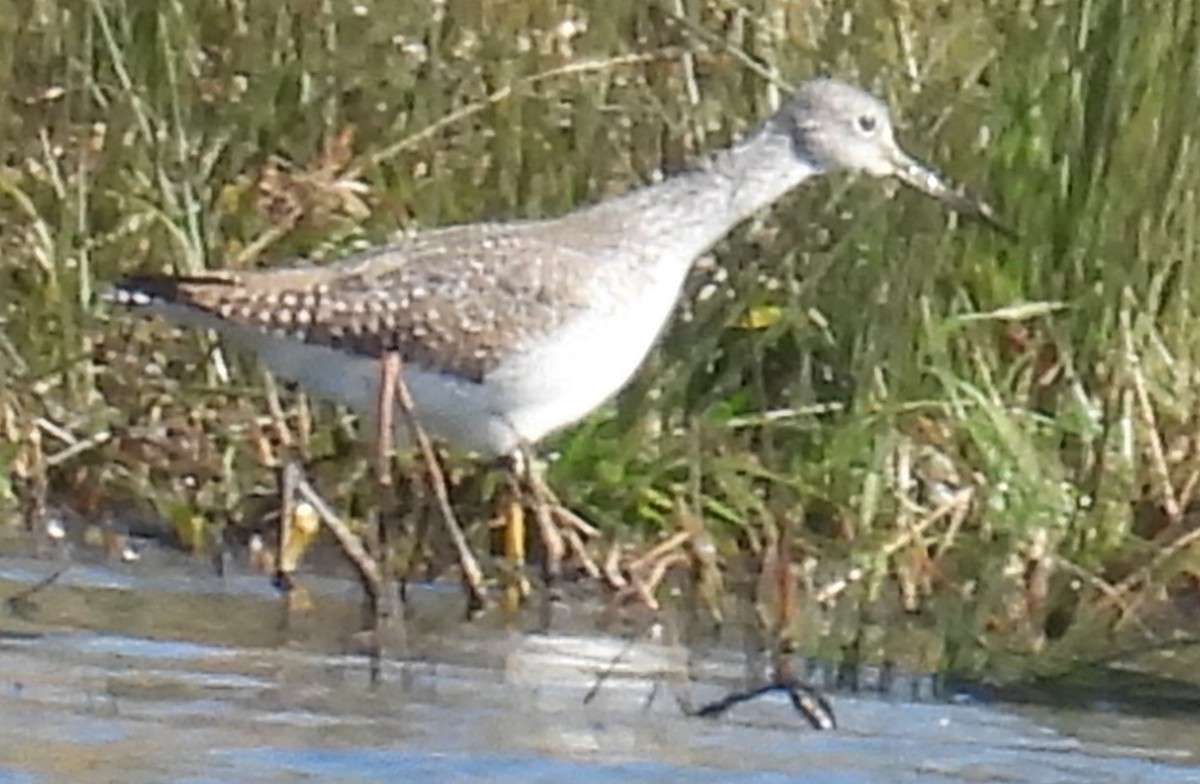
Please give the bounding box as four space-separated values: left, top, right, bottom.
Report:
857 114 877 133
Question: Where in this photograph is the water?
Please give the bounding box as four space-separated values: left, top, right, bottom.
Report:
0 555 1195 784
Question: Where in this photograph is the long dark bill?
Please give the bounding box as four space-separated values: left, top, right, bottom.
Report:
892 149 1014 238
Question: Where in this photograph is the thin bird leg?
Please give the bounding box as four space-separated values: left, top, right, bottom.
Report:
515 445 565 586
497 472 530 613
274 459 299 593
387 349 487 615
370 352 402 633
374 351 397 486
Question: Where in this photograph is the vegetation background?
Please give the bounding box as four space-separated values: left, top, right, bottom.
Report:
2 0 1199 688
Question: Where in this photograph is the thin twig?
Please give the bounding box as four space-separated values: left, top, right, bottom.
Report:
1106 524 1200 627
552 503 602 539
621 552 689 611
561 525 603 580
602 542 628 590
814 489 972 605
1052 557 1153 638
691 678 836 730
627 531 691 575
45 429 113 468
530 486 563 582
582 636 641 705
520 455 566 581
284 463 384 600
347 50 686 181
386 350 486 613
6 567 66 616
1122 306 1182 525
662 9 791 92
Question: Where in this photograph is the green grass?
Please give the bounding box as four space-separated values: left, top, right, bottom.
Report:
2 0 1200 685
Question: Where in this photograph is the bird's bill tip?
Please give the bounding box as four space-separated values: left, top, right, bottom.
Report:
891 151 1015 238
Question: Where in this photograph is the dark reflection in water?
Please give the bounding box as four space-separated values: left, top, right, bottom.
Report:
0 554 1196 784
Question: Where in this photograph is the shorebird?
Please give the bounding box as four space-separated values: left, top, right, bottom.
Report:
108 77 1004 593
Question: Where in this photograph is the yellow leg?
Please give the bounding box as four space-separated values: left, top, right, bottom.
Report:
278 498 318 612
503 485 526 566
498 477 530 613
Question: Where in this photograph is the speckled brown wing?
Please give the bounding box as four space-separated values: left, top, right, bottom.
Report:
110 222 598 382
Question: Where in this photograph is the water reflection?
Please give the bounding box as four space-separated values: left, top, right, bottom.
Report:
0 555 1195 783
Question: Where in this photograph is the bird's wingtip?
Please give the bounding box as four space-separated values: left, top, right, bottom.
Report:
104 274 207 307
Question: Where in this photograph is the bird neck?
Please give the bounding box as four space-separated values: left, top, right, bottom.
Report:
577 118 819 276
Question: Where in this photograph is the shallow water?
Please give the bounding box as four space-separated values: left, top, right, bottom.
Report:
0 554 1195 784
